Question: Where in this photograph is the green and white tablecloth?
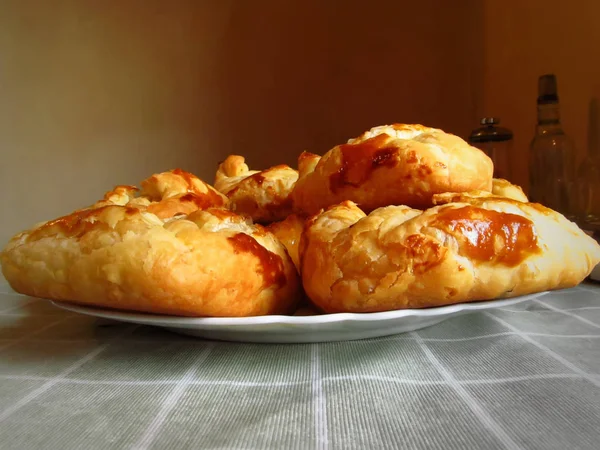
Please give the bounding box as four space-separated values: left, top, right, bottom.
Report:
1 273 599 450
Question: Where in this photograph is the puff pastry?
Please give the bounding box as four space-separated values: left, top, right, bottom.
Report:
1 169 300 317
267 213 305 271
300 198 600 313
292 124 493 215
214 155 298 223
492 178 528 202
433 179 528 205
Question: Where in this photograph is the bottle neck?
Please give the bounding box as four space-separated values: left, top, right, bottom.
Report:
536 102 564 134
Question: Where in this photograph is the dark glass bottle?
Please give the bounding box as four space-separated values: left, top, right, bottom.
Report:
469 117 513 181
528 74 576 219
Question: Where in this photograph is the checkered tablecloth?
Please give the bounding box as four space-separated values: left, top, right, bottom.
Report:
1 275 600 450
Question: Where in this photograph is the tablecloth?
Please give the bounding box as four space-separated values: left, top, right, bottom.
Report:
1 274 599 450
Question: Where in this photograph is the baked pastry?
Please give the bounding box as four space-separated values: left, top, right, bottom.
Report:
492 178 528 202
300 198 600 313
433 179 528 205
214 155 298 223
292 124 493 215
1 169 300 317
92 168 229 217
267 213 305 271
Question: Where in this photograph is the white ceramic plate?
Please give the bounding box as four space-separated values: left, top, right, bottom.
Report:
51 291 548 343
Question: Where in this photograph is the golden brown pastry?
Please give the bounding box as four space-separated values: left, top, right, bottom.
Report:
214 155 299 223
92 168 229 217
267 213 305 271
292 124 494 215
300 198 600 313
492 178 528 202
432 185 522 206
1 169 300 317
429 179 528 205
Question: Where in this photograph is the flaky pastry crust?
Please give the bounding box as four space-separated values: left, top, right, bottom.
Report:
214 155 299 223
433 178 528 205
292 124 494 215
492 178 528 202
1 169 300 317
266 214 305 271
300 199 600 313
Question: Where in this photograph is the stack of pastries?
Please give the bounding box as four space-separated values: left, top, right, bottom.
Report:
2 124 599 316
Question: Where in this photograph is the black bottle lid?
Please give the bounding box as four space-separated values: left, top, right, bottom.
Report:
468 118 513 143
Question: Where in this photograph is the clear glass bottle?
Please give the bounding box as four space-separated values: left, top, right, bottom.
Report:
528 74 577 219
576 98 600 225
469 117 513 181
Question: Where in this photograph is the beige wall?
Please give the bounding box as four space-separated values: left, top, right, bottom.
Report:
0 0 483 245
483 0 600 189
0 1 235 245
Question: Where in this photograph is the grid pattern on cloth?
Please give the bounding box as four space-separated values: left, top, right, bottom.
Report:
1 275 600 450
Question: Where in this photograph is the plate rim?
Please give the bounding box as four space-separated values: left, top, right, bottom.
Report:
50 291 549 327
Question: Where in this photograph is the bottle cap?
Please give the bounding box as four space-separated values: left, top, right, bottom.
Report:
469 118 513 143
538 74 559 104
